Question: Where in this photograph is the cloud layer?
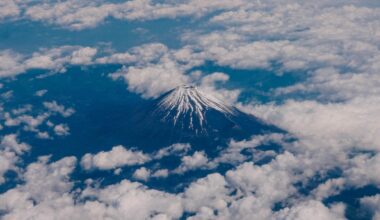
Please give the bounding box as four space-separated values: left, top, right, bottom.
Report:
1 0 380 219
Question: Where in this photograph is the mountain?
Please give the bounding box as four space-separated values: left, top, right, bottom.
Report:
153 85 236 135
132 85 282 151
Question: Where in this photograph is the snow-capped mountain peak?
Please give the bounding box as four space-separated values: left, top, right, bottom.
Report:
154 85 234 129
133 85 282 147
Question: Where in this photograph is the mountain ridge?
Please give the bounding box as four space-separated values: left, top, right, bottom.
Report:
131 85 283 151
153 85 236 134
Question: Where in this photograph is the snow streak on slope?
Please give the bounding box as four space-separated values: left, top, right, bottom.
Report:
155 85 235 129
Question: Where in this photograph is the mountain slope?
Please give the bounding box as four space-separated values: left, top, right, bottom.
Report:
153 85 236 134
133 85 282 150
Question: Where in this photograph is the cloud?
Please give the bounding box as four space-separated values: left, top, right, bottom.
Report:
0 51 25 77
93 2 379 101
96 43 168 65
106 45 240 99
344 153 380 187
0 134 30 184
361 194 380 220
152 169 169 178
0 155 183 220
35 89 48 97
111 61 190 98
133 167 151 182
0 134 29 154
0 0 19 20
200 72 229 87
226 152 297 204
183 173 229 213
275 68 380 101
0 147 367 220
43 101 75 117
19 0 245 30
211 133 287 166
274 200 346 220
11 105 32 115
1 1 380 219
69 47 97 65
311 178 346 201
2 100 75 139
36 131 51 140
4 112 49 132
24 1 117 30
101 43 210 99
0 43 166 78
0 46 98 78
249 97 380 152
180 151 347 219
0 42 238 102
174 151 209 174
153 143 191 160
81 145 151 170
82 179 183 220
53 124 70 136
0 156 89 220
241 96 380 195
25 46 98 70
181 2 380 80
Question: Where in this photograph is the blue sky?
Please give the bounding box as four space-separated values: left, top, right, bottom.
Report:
1 0 380 219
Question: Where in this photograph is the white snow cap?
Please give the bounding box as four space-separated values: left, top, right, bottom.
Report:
156 85 235 128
